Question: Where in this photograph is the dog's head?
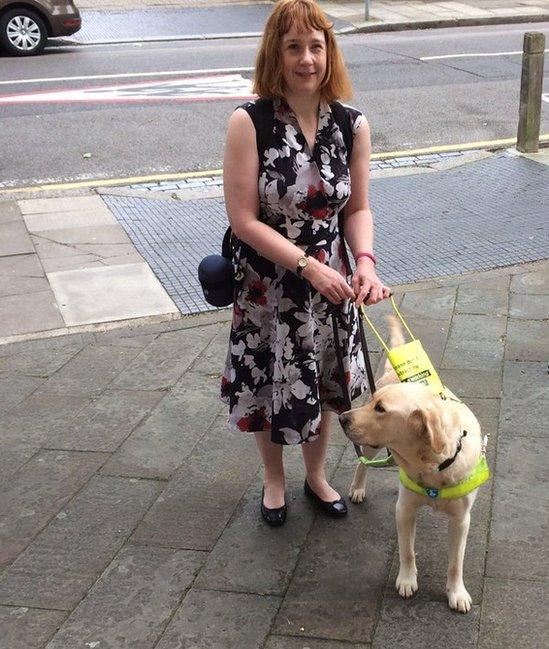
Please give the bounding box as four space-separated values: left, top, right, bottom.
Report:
339 383 456 469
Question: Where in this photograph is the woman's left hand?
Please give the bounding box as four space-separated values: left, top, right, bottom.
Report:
351 258 391 307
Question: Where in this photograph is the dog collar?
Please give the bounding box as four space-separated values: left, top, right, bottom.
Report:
437 430 467 472
399 455 490 500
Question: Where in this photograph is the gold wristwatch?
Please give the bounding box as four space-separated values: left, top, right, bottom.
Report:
296 255 309 276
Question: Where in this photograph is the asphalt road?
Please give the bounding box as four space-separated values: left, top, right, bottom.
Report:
1 22 548 187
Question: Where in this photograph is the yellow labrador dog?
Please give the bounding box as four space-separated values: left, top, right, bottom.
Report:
339 318 488 614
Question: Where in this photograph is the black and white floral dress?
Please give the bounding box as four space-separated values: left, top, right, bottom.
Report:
221 97 368 445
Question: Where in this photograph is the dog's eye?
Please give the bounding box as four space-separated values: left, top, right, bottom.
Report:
374 402 385 413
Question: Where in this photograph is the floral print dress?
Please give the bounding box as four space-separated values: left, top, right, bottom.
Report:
221 98 368 445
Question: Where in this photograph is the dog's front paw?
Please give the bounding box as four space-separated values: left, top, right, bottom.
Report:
348 485 366 503
447 583 472 613
396 571 418 598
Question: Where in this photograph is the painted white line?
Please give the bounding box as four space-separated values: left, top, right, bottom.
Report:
421 49 549 60
0 75 253 105
0 66 254 87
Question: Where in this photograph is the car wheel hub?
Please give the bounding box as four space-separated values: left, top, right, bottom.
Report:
7 16 41 51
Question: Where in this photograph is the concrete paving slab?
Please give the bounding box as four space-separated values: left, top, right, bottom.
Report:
0 392 90 445
0 442 39 484
499 362 548 438
0 333 92 377
508 293 549 319
0 201 21 224
0 290 65 339
478 578 547 649
45 545 205 649
505 319 548 361
18 196 111 216
441 314 506 370
23 209 117 234
486 436 548 581
265 638 369 649
33 224 131 246
0 254 48 298
0 221 34 257
455 287 509 316
510 268 549 294
154 589 280 649
47 388 165 452
0 605 67 649
102 372 222 479
0 373 43 415
0 450 107 569
372 597 480 649
437 368 502 399
40 250 144 273
34 343 141 398
47 263 179 327
0 476 162 610
112 323 220 391
131 415 258 551
399 286 456 321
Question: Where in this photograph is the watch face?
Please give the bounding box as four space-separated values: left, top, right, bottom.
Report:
298 257 308 269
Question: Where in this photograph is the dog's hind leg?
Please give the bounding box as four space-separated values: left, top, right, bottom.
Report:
395 490 420 598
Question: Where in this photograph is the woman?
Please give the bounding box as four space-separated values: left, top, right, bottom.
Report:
221 0 390 526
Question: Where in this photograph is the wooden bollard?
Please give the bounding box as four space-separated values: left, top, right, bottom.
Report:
517 32 545 153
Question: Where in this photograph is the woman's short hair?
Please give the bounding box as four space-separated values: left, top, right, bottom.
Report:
253 0 353 103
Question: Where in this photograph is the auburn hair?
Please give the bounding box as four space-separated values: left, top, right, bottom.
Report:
253 0 353 103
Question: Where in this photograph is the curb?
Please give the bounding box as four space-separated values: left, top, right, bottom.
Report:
352 13 549 34
50 13 549 47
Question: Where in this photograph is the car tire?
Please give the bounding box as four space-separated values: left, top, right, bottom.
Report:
0 8 48 56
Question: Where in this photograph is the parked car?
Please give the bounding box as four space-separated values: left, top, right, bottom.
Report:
0 0 80 56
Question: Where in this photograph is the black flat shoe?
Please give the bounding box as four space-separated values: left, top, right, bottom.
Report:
304 479 348 518
260 488 287 527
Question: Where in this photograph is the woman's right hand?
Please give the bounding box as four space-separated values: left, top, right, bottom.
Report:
302 258 355 305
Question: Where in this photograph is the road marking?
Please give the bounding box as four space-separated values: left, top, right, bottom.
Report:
421 49 549 60
3 136 548 194
0 67 255 87
0 74 253 105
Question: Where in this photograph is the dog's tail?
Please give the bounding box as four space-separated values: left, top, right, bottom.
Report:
382 314 406 374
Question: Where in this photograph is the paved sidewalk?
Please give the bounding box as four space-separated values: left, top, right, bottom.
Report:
0 148 547 647
58 0 549 44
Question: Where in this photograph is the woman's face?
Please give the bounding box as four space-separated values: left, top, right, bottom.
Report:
281 25 327 98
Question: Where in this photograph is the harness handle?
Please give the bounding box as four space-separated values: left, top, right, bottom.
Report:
359 295 415 353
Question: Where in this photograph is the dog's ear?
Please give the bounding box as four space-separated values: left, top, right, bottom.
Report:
408 406 446 456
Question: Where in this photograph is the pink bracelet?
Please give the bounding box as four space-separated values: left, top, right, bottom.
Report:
355 251 377 265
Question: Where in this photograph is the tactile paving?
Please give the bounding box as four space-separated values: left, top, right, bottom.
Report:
103 152 549 315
